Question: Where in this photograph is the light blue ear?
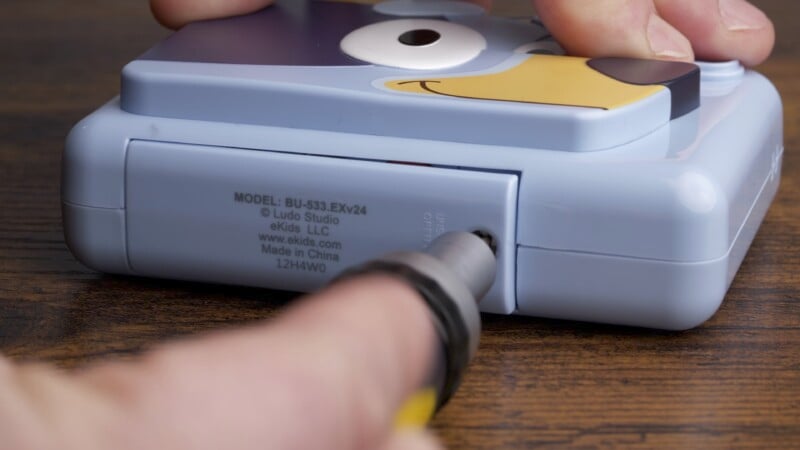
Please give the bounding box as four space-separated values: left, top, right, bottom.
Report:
374 0 485 16
139 1 380 66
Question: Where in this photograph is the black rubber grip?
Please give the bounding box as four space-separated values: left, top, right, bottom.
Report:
333 261 471 408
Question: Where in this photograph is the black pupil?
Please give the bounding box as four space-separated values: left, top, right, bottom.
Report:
398 29 441 46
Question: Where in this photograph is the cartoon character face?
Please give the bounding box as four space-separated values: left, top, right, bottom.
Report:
384 55 664 111
383 54 698 118
129 0 699 151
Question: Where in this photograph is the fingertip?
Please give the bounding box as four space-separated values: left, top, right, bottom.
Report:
718 0 772 33
532 0 693 62
645 13 695 61
733 22 775 67
149 0 185 29
654 0 775 67
150 0 275 29
717 3 775 67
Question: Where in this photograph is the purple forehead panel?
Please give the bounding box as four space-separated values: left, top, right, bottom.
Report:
139 1 389 66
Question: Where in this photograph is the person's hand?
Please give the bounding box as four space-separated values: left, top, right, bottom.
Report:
6 1 774 448
150 0 774 67
0 276 441 450
532 0 774 67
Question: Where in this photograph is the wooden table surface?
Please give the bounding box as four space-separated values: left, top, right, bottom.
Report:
1 1 798 448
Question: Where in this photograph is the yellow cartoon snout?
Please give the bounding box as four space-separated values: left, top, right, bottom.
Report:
385 54 665 110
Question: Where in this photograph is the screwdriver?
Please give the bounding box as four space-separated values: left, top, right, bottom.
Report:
336 230 498 426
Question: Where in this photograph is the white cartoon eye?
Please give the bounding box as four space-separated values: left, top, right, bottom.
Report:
514 41 565 56
340 19 486 70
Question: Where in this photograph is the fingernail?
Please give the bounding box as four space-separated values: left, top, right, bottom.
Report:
719 0 766 31
647 14 692 59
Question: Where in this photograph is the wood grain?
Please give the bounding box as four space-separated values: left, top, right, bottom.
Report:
1 1 798 448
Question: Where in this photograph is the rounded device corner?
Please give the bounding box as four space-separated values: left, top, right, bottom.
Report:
62 201 131 275
62 101 129 209
655 289 727 331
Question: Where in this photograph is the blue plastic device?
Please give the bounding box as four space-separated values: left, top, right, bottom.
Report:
62 0 783 329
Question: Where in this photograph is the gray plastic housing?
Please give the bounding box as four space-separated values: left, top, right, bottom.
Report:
62 2 783 330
